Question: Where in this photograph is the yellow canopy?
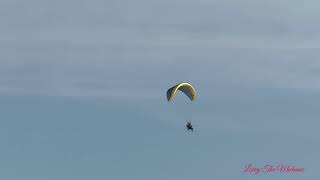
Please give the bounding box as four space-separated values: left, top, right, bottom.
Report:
167 82 196 101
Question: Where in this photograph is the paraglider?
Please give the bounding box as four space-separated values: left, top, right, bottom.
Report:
167 82 196 101
166 82 197 132
186 120 198 132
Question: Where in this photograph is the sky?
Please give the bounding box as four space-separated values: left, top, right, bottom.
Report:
1 0 320 179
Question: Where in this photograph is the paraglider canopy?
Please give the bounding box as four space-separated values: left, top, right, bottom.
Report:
167 82 196 101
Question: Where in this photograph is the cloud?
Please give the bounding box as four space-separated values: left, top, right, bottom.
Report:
2 0 320 98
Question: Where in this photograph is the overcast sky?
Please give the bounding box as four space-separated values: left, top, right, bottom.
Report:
0 0 319 180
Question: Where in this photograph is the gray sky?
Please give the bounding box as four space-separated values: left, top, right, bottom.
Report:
0 0 319 179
